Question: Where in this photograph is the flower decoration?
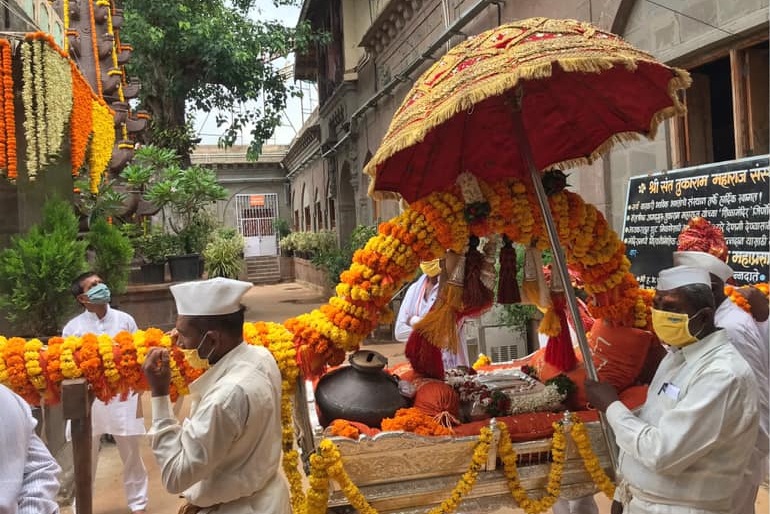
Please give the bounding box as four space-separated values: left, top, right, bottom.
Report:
89 99 116 192
70 63 94 177
0 39 17 181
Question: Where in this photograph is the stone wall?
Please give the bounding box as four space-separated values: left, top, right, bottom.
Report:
113 283 177 332
292 257 334 296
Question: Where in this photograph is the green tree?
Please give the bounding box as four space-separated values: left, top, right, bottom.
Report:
87 219 135 295
122 0 324 160
0 200 88 336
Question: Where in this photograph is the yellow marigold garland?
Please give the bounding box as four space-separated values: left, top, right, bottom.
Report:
24 338 46 395
499 420 566 514
571 417 615 498
89 99 115 192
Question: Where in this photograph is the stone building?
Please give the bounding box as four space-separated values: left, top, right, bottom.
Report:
288 0 768 238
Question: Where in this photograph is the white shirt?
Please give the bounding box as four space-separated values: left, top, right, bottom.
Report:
0 385 61 514
394 275 440 343
62 306 145 436
394 276 469 368
149 343 290 513
715 299 769 484
607 329 758 513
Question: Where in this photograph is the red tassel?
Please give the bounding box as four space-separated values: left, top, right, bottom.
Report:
461 236 494 317
544 292 577 371
497 236 521 304
405 329 445 379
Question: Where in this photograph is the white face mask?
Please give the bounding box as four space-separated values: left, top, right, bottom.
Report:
180 333 216 370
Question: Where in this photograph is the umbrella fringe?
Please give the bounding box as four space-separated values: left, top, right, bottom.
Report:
366 61 691 201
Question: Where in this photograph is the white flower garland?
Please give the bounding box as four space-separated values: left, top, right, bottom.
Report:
446 368 566 416
42 44 73 161
33 40 48 166
21 41 37 178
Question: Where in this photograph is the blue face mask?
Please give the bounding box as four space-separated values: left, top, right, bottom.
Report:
86 283 111 305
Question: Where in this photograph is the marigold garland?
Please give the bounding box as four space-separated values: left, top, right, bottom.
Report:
88 0 103 96
725 284 752 314
571 417 615 499
288 177 649 376
2 41 16 181
381 407 454 436
499 420 566 513
89 99 115 192
70 63 94 177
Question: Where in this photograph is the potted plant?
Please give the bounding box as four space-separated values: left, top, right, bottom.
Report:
144 163 227 281
135 229 178 283
0 199 88 336
203 228 245 279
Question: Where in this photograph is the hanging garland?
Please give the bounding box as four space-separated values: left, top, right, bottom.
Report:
0 39 16 181
88 99 115 192
88 0 103 96
20 34 74 180
70 63 94 177
103 0 129 140
286 176 650 377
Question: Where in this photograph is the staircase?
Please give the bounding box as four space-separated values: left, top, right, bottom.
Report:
246 256 281 285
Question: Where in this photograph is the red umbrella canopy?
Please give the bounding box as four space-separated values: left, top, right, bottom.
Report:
364 17 691 203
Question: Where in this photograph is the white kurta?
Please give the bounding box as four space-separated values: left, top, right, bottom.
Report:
715 300 769 491
62 307 145 436
0 385 61 514
149 343 290 514
394 275 468 369
607 329 758 514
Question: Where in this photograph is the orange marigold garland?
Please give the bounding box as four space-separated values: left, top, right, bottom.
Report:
70 63 94 177
381 407 454 436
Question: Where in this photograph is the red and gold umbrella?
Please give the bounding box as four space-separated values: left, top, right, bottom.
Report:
363 17 691 471
364 17 690 202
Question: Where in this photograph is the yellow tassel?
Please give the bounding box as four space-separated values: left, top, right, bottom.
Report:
415 284 462 353
538 306 561 337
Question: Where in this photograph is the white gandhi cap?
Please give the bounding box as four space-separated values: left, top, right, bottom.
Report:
170 277 253 316
672 251 733 282
656 265 712 291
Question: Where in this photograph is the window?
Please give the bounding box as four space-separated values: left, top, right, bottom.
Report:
670 39 769 167
304 206 311 231
293 210 300 231
315 201 324 230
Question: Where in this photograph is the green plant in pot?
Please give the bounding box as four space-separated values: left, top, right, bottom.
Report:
135 229 179 283
0 199 88 336
203 228 245 279
144 163 227 281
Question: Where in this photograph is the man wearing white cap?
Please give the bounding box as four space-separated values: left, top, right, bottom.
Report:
673 251 769 514
586 265 758 514
141 278 289 514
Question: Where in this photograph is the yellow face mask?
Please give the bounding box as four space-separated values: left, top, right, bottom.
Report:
419 259 441 278
180 333 213 370
651 308 701 347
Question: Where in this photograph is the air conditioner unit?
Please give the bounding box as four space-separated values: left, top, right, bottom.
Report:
479 324 528 363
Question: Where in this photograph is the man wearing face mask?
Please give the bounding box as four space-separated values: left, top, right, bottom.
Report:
62 271 148 514
585 265 758 514
395 259 469 369
672 251 768 514
141 277 289 514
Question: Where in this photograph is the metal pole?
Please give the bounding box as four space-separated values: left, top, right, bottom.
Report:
510 99 619 474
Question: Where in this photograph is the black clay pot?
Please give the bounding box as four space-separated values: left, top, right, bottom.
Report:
140 262 165 284
169 254 201 282
315 350 409 428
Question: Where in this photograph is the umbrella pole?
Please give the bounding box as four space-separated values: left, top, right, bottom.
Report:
510 107 619 475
